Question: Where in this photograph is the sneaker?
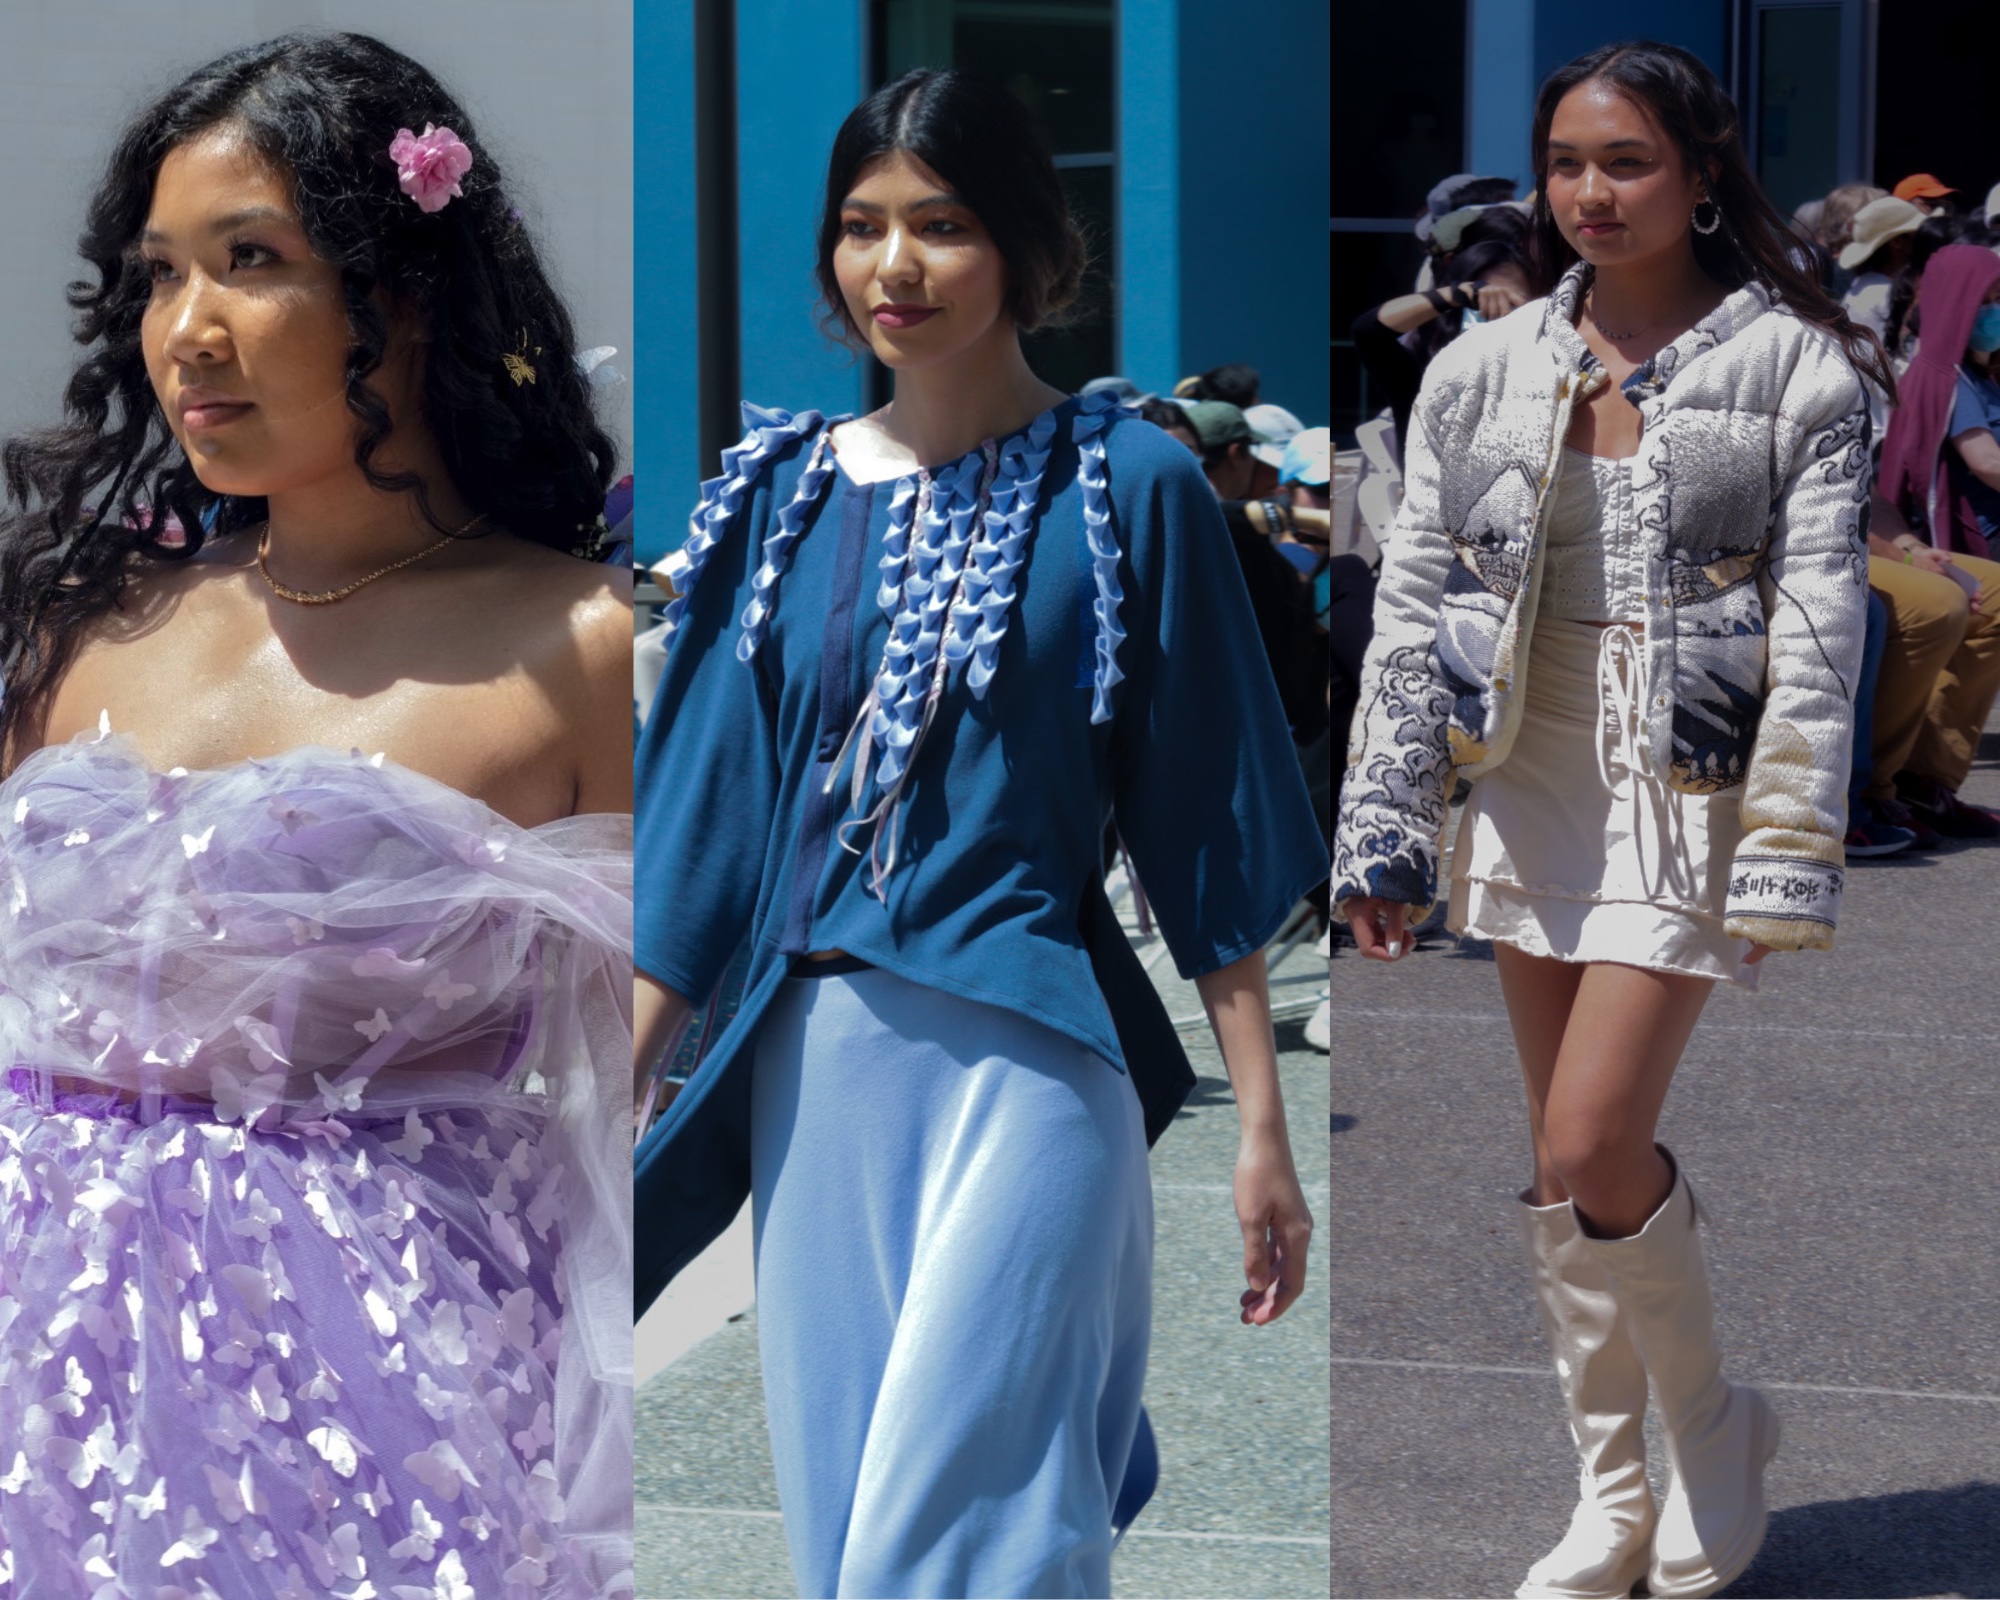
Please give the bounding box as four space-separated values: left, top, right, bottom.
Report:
1304 995 1330 1053
1872 793 1942 849
1844 804 1916 858
1895 773 2000 839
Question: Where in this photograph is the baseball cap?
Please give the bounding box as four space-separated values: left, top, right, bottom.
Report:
1244 403 1304 469
1837 196 1926 270
1178 401 1252 451
1278 428 1330 488
1892 173 1957 203
1416 174 1518 244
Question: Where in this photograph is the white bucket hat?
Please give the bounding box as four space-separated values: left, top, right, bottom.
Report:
1837 195 1926 271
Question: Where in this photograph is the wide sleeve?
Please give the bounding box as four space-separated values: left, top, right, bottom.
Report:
1106 433 1328 978
1725 347 1872 951
633 478 784 1001
1328 341 1471 916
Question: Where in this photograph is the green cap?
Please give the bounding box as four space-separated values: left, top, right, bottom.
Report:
1179 400 1252 451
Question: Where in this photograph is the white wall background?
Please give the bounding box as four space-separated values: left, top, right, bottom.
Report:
0 0 633 469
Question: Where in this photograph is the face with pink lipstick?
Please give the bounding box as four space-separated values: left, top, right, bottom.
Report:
1543 78 1715 276
139 123 427 500
831 148 1013 372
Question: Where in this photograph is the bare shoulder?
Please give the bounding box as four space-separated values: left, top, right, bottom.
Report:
474 537 632 689
480 537 631 623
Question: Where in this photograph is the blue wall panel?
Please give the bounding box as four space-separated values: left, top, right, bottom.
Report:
1170 0 1329 417
1536 1 1727 91
635 0 699 565
735 0 869 419
1467 0 1539 192
1116 0 1181 395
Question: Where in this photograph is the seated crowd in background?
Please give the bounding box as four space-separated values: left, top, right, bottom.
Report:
1819 176 2000 853
1102 369 1335 863
1118 368 1338 1035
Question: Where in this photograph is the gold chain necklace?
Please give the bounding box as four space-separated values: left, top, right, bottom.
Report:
256 515 484 606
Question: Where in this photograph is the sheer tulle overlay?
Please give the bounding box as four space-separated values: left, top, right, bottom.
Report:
0 731 634 1598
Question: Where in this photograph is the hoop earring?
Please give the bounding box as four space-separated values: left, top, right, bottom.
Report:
1692 196 1722 235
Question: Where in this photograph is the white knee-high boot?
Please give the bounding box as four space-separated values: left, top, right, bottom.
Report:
1514 1192 1657 1600
1583 1156 1779 1599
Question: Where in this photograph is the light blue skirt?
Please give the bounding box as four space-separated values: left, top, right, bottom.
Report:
750 967 1153 1598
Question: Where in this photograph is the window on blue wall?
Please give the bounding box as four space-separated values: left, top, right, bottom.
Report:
1755 5 1841 216
1873 0 1988 197
875 0 1116 400
1332 0 1466 447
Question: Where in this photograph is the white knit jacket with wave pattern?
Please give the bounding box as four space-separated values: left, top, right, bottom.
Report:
1332 261 1873 952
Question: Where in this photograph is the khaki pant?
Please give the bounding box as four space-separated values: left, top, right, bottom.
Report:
1866 553 2000 799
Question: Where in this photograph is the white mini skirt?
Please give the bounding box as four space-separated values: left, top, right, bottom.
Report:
1447 615 1762 989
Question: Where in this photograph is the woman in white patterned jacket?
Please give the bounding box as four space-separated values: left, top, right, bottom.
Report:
1332 42 1894 1600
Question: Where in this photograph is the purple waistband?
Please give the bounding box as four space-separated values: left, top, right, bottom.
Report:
0 1068 422 1129
2 1068 221 1120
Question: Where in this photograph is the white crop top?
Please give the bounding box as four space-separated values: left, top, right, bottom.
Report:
1539 447 1648 624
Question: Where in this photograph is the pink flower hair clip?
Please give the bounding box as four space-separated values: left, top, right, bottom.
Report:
388 123 473 214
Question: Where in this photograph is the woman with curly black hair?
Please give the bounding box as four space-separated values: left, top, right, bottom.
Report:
0 33 633 1596
633 68 1323 1598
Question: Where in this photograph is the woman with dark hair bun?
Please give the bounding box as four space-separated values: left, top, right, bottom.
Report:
1336 40 1888 1599
0 33 633 1596
633 66 1324 1598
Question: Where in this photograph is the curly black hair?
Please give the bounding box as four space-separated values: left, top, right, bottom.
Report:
0 31 617 751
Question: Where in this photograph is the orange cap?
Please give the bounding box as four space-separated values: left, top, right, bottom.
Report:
1893 173 1957 202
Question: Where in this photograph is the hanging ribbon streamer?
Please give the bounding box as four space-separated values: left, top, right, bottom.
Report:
660 404 828 645
944 408 1059 695
820 390 1138 894
737 426 842 662
1071 389 1132 725
831 447 1001 898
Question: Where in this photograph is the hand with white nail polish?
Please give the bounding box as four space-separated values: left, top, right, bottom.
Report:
1342 896 1412 962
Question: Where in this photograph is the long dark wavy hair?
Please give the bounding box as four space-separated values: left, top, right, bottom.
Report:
0 32 617 751
1524 41 1896 399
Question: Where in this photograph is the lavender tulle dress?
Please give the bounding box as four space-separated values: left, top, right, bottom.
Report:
0 727 634 1598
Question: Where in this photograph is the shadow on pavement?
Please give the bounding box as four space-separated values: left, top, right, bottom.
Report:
1173 1072 1236 1119
1723 1480 2000 1598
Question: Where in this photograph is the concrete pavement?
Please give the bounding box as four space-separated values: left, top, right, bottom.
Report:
635 908 1331 1598
1330 717 2000 1598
